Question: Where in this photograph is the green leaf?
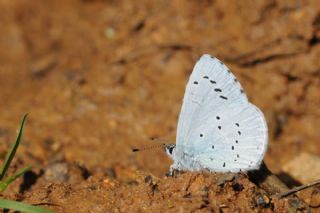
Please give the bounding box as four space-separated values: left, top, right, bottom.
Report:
0 199 54 213
0 166 31 192
0 114 28 180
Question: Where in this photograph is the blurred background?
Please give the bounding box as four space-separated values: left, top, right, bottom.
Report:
0 0 319 186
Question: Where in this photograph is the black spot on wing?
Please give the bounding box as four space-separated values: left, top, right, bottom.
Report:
216 116 220 120
210 80 216 84
203 76 209 79
193 81 198 85
214 88 222 92
220 95 228 100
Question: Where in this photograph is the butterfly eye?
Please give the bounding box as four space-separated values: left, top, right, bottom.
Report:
169 147 174 154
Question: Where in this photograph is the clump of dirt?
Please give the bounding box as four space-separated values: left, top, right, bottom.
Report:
0 0 319 212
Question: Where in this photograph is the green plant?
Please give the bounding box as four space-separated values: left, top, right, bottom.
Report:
0 114 54 213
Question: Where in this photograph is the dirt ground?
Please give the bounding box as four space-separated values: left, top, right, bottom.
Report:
0 0 320 212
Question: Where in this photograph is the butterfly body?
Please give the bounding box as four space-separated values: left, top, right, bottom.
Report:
166 54 268 173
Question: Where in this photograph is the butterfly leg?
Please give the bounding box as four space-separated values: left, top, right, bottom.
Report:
165 164 175 177
166 163 183 177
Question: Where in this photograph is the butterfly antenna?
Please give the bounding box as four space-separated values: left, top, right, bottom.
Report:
149 135 176 143
132 143 166 152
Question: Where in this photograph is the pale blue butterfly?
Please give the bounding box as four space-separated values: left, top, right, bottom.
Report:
165 54 268 174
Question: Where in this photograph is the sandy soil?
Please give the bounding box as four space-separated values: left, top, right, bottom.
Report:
0 0 319 212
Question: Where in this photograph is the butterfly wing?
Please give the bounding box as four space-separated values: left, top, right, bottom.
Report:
188 102 268 172
176 54 248 149
175 54 267 172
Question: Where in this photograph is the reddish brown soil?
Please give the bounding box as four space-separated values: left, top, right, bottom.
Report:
0 0 319 212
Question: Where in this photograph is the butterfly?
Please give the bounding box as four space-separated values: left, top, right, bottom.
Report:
165 54 268 174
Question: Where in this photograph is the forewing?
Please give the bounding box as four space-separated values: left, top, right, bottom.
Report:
176 54 248 148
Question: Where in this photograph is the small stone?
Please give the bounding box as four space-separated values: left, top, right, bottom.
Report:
282 152 320 184
103 178 116 189
44 162 69 182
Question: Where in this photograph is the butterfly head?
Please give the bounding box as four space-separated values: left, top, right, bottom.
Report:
165 144 176 159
